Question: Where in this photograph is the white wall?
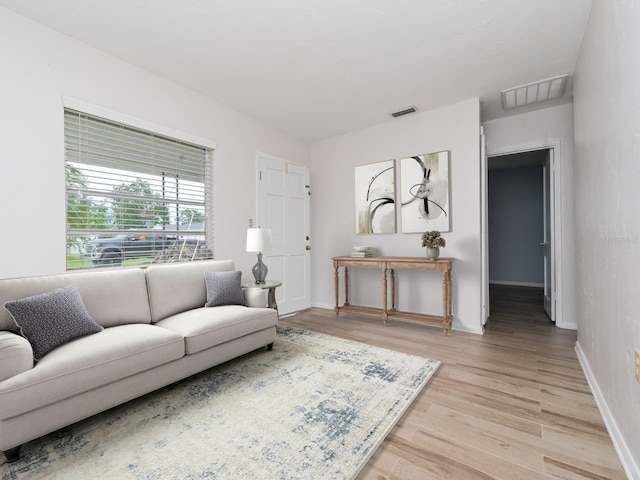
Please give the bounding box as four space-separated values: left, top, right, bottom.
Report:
0 8 308 280
309 98 482 333
573 1 640 476
482 104 577 329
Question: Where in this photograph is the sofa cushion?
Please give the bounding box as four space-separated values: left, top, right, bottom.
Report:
0 268 152 331
204 270 246 307
0 324 185 419
0 332 33 382
154 306 278 355
145 259 236 323
4 285 103 361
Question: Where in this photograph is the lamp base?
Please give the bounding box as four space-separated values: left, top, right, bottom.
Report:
252 252 268 284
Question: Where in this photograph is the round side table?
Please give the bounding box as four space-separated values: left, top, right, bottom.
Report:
241 280 282 311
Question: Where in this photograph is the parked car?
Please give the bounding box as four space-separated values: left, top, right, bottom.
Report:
84 234 208 266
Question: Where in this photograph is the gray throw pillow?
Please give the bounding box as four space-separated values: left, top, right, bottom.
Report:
204 270 246 307
4 285 103 361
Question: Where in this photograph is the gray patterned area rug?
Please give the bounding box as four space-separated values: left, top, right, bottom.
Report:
1 326 440 480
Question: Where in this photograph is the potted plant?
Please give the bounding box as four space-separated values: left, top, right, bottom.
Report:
421 231 445 260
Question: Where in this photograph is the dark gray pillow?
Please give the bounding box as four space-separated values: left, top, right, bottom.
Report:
204 270 246 307
4 285 103 361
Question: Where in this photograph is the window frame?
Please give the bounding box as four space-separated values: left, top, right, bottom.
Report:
63 98 216 270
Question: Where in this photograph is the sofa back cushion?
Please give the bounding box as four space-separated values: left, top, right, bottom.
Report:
145 259 236 323
0 268 152 331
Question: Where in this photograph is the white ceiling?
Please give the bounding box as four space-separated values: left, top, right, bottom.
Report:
0 0 593 141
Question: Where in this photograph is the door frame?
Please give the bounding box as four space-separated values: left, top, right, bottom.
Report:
483 139 564 328
480 127 489 326
255 151 311 315
542 150 554 319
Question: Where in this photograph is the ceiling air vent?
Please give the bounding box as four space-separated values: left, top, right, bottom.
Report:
390 106 417 118
501 74 568 110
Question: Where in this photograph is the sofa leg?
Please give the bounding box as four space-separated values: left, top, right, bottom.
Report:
4 445 21 463
267 343 274 351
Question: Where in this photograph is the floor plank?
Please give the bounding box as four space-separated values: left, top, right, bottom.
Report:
279 285 627 479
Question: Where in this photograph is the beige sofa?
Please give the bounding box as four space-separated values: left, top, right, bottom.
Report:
0 259 278 463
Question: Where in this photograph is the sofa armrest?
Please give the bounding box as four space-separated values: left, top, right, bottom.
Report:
242 287 268 308
0 331 33 382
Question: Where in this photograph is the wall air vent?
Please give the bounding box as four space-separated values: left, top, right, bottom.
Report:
501 74 568 110
390 106 417 118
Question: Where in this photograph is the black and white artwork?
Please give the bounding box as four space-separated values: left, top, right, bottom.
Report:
354 159 396 234
400 150 450 233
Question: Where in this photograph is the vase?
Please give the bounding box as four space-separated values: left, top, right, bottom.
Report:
426 246 440 260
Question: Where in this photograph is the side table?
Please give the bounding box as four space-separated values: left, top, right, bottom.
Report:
241 280 282 311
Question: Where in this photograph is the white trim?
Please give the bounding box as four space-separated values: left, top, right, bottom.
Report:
62 97 217 150
489 280 544 288
480 127 489 327
485 139 566 329
559 320 578 331
575 342 639 480
312 302 336 311
453 323 484 335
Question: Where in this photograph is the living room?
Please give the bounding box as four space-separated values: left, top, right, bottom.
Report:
0 1 638 478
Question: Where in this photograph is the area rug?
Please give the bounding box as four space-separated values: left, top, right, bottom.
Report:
1 326 440 480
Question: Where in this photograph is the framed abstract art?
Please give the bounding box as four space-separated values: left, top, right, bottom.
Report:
354 159 396 234
400 150 450 233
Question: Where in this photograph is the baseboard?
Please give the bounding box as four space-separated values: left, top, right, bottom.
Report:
575 341 639 479
312 301 335 311
489 280 544 288
451 322 484 335
556 321 577 331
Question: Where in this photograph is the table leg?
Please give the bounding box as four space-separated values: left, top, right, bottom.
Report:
442 269 452 334
390 269 396 312
382 267 388 325
268 287 278 311
344 267 350 306
334 264 339 315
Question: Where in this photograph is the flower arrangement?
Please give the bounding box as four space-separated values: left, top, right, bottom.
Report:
421 230 446 248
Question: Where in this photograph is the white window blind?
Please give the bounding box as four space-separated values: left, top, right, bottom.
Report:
64 108 213 269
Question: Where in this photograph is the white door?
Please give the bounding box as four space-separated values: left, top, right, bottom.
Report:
257 153 311 314
542 150 555 321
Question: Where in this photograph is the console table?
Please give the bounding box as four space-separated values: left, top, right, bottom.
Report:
332 256 454 334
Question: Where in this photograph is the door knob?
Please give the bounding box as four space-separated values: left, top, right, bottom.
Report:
306 245 311 251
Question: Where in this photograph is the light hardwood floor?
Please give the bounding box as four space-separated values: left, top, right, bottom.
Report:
279 285 627 479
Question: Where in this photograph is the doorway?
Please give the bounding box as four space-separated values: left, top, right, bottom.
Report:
256 152 311 315
486 148 555 323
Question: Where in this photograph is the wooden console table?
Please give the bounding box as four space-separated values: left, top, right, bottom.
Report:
332 256 454 334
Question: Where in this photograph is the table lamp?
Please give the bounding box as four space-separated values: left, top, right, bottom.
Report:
246 227 272 284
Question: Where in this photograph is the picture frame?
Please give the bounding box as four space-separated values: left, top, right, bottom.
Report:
400 150 450 233
354 159 396 234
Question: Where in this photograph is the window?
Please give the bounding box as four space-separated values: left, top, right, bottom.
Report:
64 109 213 270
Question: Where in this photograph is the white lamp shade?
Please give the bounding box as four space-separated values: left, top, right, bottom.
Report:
246 228 272 252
